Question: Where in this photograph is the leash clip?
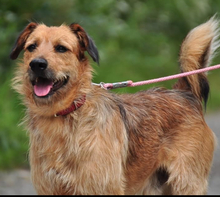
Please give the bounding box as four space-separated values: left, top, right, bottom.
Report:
92 81 133 90
92 82 108 90
100 82 108 90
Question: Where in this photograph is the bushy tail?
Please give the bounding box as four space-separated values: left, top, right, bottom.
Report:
174 16 220 107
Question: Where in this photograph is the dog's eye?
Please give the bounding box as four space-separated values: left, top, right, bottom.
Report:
55 45 68 53
27 44 37 52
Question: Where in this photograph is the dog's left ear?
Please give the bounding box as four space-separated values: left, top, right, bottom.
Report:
69 23 99 64
10 22 38 60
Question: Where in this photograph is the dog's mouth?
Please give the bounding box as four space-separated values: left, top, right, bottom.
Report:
32 76 69 97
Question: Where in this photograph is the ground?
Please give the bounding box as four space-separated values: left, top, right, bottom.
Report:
0 112 219 195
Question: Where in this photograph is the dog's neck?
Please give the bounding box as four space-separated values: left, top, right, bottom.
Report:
54 95 86 117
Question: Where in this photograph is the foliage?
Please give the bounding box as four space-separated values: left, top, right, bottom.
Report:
1 0 220 169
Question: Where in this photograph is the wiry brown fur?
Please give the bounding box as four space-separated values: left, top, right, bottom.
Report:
10 16 219 195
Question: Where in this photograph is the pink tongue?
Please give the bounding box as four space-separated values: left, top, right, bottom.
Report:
34 80 53 97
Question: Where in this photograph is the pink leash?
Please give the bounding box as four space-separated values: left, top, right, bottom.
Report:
94 64 220 90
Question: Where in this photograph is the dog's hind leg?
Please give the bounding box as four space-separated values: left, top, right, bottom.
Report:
165 131 215 195
166 158 209 194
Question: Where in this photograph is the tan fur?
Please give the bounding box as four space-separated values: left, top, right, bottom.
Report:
10 17 218 195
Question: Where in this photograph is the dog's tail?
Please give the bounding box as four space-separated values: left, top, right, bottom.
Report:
174 16 220 107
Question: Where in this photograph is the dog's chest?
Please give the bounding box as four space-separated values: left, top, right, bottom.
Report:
28 114 125 195
28 117 92 194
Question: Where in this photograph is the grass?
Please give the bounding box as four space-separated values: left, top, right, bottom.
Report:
0 71 29 169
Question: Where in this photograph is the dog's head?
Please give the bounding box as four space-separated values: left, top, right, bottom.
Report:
10 22 99 115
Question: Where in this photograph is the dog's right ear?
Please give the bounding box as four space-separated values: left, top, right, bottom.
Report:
10 22 38 60
69 23 99 65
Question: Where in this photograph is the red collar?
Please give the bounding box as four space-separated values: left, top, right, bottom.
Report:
54 95 86 117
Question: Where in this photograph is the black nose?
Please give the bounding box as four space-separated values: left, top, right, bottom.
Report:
29 58 48 76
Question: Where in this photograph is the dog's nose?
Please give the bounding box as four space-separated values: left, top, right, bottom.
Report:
29 58 48 76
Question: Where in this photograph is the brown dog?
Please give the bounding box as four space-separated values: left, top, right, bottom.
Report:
10 16 218 195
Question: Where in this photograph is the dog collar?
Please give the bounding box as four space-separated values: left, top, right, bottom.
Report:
54 95 86 117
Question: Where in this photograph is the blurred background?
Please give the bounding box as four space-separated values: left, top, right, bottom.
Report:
0 0 220 188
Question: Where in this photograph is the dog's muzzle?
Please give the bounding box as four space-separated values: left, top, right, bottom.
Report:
29 58 69 98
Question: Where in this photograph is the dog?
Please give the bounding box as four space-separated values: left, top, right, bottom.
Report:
10 16 218 195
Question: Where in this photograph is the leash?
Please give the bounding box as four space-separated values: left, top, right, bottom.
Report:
93 64 220 90
55 64 220 117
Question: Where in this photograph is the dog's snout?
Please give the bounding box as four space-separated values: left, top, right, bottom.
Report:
30 58 48 76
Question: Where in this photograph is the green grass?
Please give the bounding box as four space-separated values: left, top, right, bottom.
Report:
206 67 220 113
0 71 29 169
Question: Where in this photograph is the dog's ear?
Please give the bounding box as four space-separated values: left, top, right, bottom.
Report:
10 22 38 60
69 23 99 64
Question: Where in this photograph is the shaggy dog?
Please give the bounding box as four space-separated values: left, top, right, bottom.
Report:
10 17 218 195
